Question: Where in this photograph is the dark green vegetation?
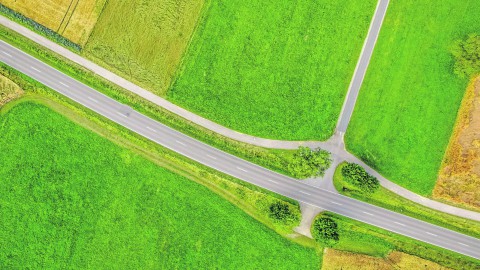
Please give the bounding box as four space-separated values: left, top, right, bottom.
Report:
346 0 480 195
452 34 480 78
334 162 480 239
341 163 379 193
0 3 81 51
0 24 312 179
314 212 480 269
169 0 377 140
311 216 339 247
0 100 320 269
288 147 331 179
268 202 299 226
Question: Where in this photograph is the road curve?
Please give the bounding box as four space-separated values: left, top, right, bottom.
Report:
1 40 479 261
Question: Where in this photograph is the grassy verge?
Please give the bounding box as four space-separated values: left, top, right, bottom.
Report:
169 0 377 140
314 212 479 269
0 99 321 269
345 0 480 195
0 24 308 178
334 162 480 239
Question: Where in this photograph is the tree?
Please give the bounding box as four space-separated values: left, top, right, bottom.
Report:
311 216 339 246
341 163 379 193
452 34 480 78
268 201 296 223
287 147 332 179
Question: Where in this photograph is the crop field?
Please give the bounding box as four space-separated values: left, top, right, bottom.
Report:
434 77 480 210
168 0 377 140
321 249 448 270
345 0 480 195
0 101 320 269
0 74 22 106
83 0 205 96
1 0 106 45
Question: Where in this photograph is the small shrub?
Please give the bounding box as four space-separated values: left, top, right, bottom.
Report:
268 201 299 225
311 216 339 246
341 163 379 193
287 147 332 179
452 34 480 78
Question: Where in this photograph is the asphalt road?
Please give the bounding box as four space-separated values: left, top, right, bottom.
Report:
1 40 480 261
336 0 389 133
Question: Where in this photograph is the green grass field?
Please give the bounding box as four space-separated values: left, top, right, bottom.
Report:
83 0 205 96
0 102 320 269
345 0 480 195
168 0 376 140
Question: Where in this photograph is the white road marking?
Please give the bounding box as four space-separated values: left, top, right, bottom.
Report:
331 201 343 206
31 66 41 72
88 96 99 103
59 82 70 88
458 242 469 247
394 222 405 227
299 190 311 196
146 126 157 132
175 140 186 146
362 211 374 216
206 154 217 160
425 232 437 237
267 179 278 184
236 167 248 172
116 111 127 118
2 51 12 57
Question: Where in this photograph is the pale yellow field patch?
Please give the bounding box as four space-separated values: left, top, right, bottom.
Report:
0 74 23 106
321 249 450 270
1 0 106 45
434 77 480 210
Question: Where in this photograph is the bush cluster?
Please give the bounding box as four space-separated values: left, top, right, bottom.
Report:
287 147 332 179
341 163 379 193
268 201 299 225
311 216 339 246
0 4 81 52
452 34 480 78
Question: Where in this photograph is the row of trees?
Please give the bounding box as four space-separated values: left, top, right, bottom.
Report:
341 163 379 194
287 147 332 179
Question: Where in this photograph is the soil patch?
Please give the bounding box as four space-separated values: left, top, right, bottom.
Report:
0 74 23 106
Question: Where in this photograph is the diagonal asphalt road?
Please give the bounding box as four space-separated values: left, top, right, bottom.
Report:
1 40 480 261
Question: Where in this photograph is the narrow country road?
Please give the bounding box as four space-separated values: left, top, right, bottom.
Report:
1 40 479 260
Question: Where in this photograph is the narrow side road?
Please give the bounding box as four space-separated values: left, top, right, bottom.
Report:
1 40 479 261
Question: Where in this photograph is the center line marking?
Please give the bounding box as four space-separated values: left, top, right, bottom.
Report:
236 167 248 172
116 111 127 118
331 201 342 206
206 154 217 160
2 51 12 57
59 82 70 88
425 232 437 237
146 126 157 132
31 66 41 72
458 242 469 247
362 211 374 216
394 222 405 226
88 96 99 103
267 179 278 184
175 140 186 146
299 190 311 196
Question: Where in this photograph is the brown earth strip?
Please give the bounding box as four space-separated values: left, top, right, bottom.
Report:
434 77 480 210
321 249 450 270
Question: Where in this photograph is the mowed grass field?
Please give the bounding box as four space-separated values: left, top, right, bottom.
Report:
168 0 377 140
0 102 320 269
1 0 106 45
345 0 480 195
83 0 205 96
